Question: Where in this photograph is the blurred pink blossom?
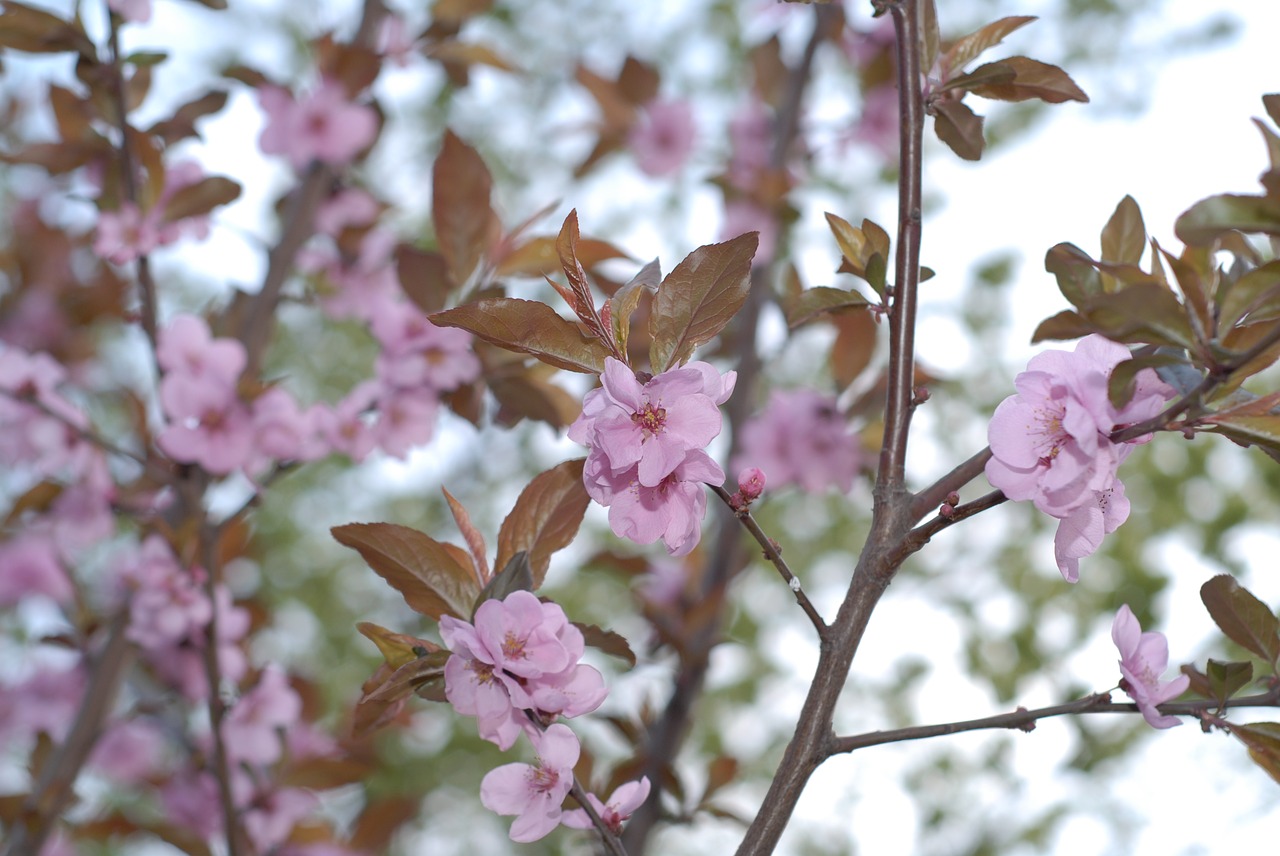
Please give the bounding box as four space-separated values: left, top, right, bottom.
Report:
1112 604 1189 729
720 199 777 261
733 388 861 494
0 533 73 607
108 0 151 23
88 718 168 783
258 79 378 171
480 723 580 842
221 665 303 767
628 98 696 177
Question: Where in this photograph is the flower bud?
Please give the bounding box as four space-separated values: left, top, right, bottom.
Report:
737 467 766 502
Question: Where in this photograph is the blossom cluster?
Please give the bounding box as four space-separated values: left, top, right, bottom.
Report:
732 387 863 495
570 357 735 556
93 161 215 265
985 335 1171 581
440 591 646 842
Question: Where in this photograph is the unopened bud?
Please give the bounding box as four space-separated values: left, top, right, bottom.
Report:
912 386 930 405
939 503 955 518
945 492 960 507
737 467 766 503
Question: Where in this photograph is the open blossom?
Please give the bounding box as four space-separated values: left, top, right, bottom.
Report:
93 162 214 264
586 448 722 557
1112 604 1189 729
440 591 606 749
221 665 303 767
561 777 650 835
628 98 696 177
258 79 378 171
480 723 580 843
986 335 1172 580
732 388 862 494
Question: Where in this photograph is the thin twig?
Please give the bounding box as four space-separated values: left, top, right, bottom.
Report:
829 686 1280 755
199 524 244 856
711 485 827 634
892 489 1007 565
568 779 629 856
106 9 160 357
909 446 992 523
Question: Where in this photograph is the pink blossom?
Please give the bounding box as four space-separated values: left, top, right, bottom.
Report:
480 723 581 843
628 99 696 177
156 314 246 384
221 665 303 767
571 358 729 488
94 202 160 264
157 380 255 474
737 466 766 502
850 84 899 162
160 771 227 841
720 199 777 261
586 447 722 557
372 386 439 458
250 386 329 466
727 98 773 192
0 533 73 607
1112 604 1189 729
258 79 379 171
88 718 167 783
732 388 861 494
986 335 1170 520
314 381 379 462
371 302 481 392
440 591 607 749
1053 482 1130 583
0 657 85 745
314 187 382 236
243 787 318 853
561 777 650 835
119 535 212 651
377 14 420 66
0 347 96 478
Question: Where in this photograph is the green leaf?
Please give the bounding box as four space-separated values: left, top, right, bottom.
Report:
474 551 534 613
333 523 480 621
157 176 240 224
1200 574 1280 664
432 130 496 281
431 298 611 374
942 16 1037 76
932 99 985 161
785 286 871 329
962 56 1088 104
1228 722 1280 786
1045 242 1104 304
573 621 636 666
1175 193 1280 246
495 459 590 587
1206 658 1254 704
1100 196 1146 267
649 232 758 373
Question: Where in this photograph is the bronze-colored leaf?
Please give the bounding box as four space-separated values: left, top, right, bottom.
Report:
1218 260 1280 331
158 176 240 224
332 522 480 620
1201 414 1280 460
1100 195 1146 267
495 235 629 278
475 551 534 609
495 459 590 587
1227 722 1280 786
1175 192 1280 246
649 232 758 373
609 258 660 357
573 621 636 667
1205 658 1254 704
431 298 611 374
489 372 582 429
1200 574 1280 664
0 2 96 57
1264 94 1280 130
432 130 496 281
556 210 609 341
941 16 1037 77
396 245 456 315
831 308 879 389
442 488 489 583
147 89 229 144
932 99 985 161
1045 242 1104 304
356 622 441 669
785 285 871 328
963 56 1088 104
1107 351 1185 409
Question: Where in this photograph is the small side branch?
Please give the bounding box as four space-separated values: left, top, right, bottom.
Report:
712 485 827 635
909 447 993 524
893 489 1007 565
830 686 1280 755
568 779 629 856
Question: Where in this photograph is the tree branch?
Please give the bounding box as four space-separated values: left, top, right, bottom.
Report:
711 485 827 634
829 686 1280 755
909 447 992 523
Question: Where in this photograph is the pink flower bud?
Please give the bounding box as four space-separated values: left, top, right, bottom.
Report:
737 467 766 502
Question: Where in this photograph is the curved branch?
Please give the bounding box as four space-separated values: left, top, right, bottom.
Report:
909 446 992 523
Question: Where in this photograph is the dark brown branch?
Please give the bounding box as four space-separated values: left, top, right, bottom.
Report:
909 447 992 523
734 4 927 852
877 0 925 488
569 779 629 856
830 686 1280 755
892 489 1007 565
711 485 827 634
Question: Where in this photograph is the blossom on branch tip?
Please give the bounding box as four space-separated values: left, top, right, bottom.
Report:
561 776 651 835
480 723 580 842
1112 604 1189 729
258 79 378 171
